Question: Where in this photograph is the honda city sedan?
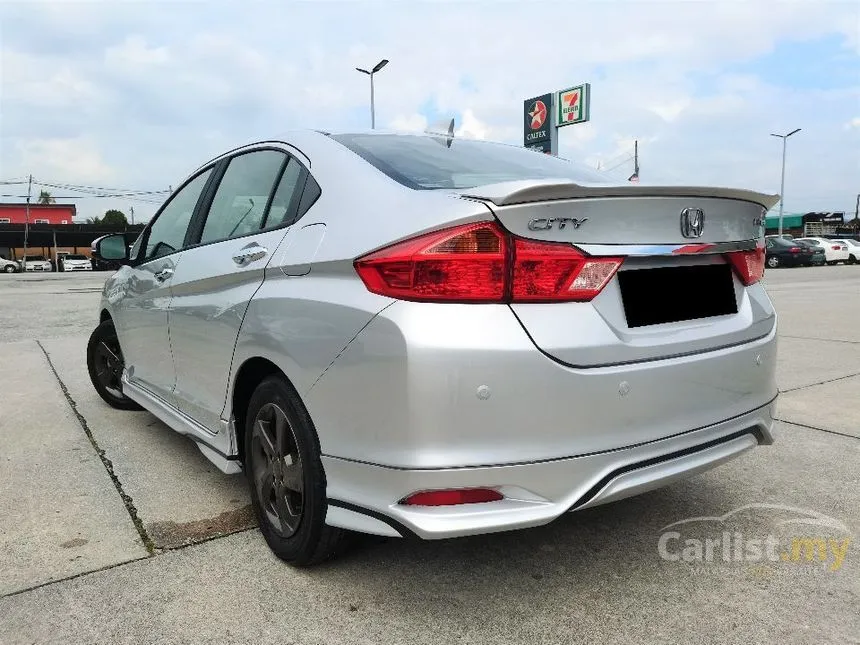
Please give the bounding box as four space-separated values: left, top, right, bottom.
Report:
87 130 780 565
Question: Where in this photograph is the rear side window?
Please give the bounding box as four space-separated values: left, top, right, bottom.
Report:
329 133 614 190
297 174 321 218
200 150 286 244
264 158 304 228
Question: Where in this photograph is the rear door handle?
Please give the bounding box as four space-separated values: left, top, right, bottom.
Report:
154 267 174 282
232 245 268 267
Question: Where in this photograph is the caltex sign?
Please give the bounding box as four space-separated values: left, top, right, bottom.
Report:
556 83 591 127
523 93 556 154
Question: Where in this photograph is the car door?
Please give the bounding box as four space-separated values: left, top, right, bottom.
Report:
167 149 308 432
113 168 214 404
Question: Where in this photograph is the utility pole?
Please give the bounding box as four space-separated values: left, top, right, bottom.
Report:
770 128 801 237
634 140 639 178
22 174 32 269
355 59 389 129
628 140 640 183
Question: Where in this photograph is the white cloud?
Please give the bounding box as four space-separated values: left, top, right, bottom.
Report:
104 35 169 67
455 109 490 140
0 0 857 219
17 137 114 183
389 113 428 132
649 98 691 123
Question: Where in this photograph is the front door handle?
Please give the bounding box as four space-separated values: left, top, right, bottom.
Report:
232 245 268 267
154 267 174 282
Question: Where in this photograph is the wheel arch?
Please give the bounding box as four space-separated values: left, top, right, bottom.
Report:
230 357 303 461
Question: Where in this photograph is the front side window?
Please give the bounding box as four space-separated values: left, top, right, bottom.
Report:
199 150 286 244
144 169 212 262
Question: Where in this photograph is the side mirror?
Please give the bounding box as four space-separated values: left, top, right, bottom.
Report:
94 234 130 263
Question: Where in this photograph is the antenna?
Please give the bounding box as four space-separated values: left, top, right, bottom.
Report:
425 117 455 148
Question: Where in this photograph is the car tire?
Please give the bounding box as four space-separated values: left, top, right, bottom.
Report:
3 265 14 273
826 261 837 266
86 320 144 411
766 256 779 268
244 375 347 566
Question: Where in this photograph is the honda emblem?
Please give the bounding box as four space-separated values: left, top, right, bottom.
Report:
680 208 705 238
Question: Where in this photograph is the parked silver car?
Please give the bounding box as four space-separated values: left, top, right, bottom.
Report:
87 131 780 565
1 256 19 273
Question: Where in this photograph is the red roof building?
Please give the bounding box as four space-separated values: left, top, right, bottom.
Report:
0 203 76 225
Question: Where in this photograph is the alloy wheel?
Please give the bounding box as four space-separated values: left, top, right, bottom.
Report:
93 334 125 399
251 403 304 538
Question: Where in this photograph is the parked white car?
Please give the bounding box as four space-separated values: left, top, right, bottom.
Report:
794 238 850 265
60 254 93 271
22 255 53 271
1 256 19 273
833 239 860 264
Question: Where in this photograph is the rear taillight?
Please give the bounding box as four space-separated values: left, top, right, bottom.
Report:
832 245 841 251
789 247 801 253
353 222 507 303
354 222 622 303
511 238 622 302
400 488 504 506
726 245 765 286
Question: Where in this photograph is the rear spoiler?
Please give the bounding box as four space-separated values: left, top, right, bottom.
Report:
461 179 781 211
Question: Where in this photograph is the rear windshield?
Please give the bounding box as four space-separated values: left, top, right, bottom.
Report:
329 133 615 190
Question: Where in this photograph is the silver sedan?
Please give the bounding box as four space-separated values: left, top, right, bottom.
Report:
87 130 780 565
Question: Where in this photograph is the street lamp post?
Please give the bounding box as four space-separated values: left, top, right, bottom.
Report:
355 59 389 129
770 128 801 237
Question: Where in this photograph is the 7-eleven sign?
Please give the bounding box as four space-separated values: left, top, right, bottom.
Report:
556 83 590 127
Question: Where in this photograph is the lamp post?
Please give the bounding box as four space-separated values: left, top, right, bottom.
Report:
770 128 801 237
355 59 389 129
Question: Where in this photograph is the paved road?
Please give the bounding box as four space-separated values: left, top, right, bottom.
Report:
0 267 858 644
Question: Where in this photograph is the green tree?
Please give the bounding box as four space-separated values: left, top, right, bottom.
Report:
101 209 128 227
37 190 55 204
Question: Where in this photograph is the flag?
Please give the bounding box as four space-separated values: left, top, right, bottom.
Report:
628 172 639 183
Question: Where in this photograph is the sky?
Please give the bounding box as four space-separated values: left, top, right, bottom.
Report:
0 0 858 223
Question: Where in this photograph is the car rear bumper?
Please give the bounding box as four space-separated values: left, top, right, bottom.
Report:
323 398 775 539
306 301 778 469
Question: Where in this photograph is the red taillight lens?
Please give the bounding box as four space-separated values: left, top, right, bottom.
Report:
831 245 841 250
354 222 622 303
789 247 801 253
726 245 765 286
512 238 622 302
400 488 504 506
354 222 507 302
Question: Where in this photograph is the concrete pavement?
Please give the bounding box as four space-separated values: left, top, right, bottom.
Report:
0 267 858 644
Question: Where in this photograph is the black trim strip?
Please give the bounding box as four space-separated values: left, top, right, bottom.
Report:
569 427 763 511
327 499 419 539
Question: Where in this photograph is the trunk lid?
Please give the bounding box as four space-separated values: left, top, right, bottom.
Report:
461 180 779 367
461 180 778 245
